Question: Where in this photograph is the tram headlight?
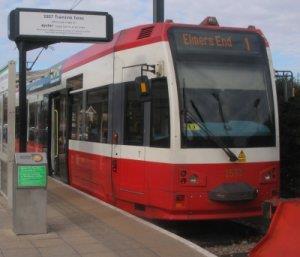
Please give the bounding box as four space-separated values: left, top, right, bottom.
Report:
264 173 272 181
189 174 199 184
260 168 276 184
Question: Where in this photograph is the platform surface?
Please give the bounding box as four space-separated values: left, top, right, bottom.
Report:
0 178 214 257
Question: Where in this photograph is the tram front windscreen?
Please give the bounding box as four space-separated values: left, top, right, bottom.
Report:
168 27 275 148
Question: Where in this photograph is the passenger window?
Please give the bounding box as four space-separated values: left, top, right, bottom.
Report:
124 83 144 145
67 74 83 91
70 93 84 140
37 99 48 147
150 78 170 147
86 88 108 143
28 102 38 142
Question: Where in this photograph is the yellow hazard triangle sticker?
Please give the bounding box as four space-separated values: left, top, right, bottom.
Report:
238 150 247 163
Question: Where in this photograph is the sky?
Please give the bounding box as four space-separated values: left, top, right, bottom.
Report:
0 0 299 80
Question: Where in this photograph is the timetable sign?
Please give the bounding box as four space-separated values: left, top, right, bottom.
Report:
8 8 113 43
17 166 47 188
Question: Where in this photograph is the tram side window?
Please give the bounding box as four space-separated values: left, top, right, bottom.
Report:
28 102 38 142
124 83 144 146
150 78 170 148
70 93 84 140
86 87 108 143
37 99 48 146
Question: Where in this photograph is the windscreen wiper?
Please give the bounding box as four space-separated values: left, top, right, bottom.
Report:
188 100 238 162
212 92 230 131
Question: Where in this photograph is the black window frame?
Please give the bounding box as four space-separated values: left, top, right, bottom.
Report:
70 91 85 141
85 86 109 143
123 82 145 146
122 78 171 148
69 86 109 143
150 77 170 148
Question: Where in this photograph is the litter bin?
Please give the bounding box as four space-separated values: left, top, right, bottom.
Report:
13 152 47 234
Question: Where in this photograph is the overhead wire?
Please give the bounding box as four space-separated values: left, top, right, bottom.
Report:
27 0 83 70
70 0 83 10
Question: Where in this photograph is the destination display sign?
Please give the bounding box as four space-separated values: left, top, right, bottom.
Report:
8 8 113 43
170 28 263 56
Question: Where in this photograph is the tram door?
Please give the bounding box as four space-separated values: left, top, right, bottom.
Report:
51 93 69 183
111 82 146 202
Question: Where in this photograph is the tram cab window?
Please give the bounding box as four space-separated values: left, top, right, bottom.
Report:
150 78 170 148
86 87 108 143
70 93 84 140
124 83 144 146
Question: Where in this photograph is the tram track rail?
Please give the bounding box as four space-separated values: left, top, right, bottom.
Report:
152 219 264 257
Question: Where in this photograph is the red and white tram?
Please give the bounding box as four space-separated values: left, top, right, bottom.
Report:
24 17 280 220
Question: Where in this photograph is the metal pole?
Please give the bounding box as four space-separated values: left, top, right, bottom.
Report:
153 0 164 23
7 60 16 209
18 42 27 152
283 78 288 102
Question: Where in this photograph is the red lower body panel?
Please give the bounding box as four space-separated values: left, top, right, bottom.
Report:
68 149 280 220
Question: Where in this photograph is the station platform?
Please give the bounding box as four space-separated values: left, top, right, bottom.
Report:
0 178 215 257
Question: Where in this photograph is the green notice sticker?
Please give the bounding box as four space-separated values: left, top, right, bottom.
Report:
17 165 47 188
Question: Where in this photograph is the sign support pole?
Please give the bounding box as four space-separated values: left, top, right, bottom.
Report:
17 41 27 152
8 8 113 154
8 7 113 236
7 61 16 209
153 0 164 23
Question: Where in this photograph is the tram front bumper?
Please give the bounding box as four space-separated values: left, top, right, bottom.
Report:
208 182 258 202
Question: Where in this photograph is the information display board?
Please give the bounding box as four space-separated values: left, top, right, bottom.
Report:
15 153 48 189
8 8 113 43
17 166 47 188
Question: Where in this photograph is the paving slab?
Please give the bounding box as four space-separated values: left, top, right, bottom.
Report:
1 248 40 257
0 178 215 257
0 240 33 250
30 238 66 248
38 244 80 257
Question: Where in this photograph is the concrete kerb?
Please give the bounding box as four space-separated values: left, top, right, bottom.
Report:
50 177 217 257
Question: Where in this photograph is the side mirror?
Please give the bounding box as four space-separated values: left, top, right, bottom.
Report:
135 76 150 97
